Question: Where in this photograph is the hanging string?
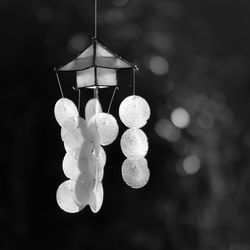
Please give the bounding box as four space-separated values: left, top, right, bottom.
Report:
94 87 99 100
55 70 64 98
132 68 136 95
108 87 118 114
94 0 98 39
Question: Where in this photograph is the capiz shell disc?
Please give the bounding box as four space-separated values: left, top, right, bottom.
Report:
119 95 150 128
85 98 102 121
121 158 150 189
120 128 148 160
62 153 81 180
54 98 79 127
88 113 119 146
89 182 104 213
56 180 81 213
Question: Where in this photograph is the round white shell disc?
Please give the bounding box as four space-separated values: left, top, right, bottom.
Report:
121 158 150 189
62 117 90 152
120 128 149 160
89 182 104 213
63 128 84 151
88 113 119 146
119 95 150 128
85 98 102 121
56 180 81 213
62 153 81 180
62 117 78 130
54 98 79 127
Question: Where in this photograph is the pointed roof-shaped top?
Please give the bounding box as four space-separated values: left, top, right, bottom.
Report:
57 40 137 72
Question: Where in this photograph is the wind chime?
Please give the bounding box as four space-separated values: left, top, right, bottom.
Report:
54 0 151 213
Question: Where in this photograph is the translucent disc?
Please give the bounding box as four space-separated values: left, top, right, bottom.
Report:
73 174 94 207
85 98 102 121
98 146 106 169
67 147 81 159
89 182 104 213
120 128 149 160
62 117 78 130
95 147 106 181
62 153 81 180
87 154 104 184
88 113 119 146
119 95 150 128
98 166 104 182
79 140 95 157
77 117 91 140
56 180 81 213
63 128 84 151
121 158 150 189
87 118 101 156
54 98 79 127
79 155 97 179
62 118 89 152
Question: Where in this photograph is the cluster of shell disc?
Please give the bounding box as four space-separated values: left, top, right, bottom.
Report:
119 95 151 189
54 98 118 213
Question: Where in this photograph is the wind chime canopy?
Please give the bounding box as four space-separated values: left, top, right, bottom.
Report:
56 40 137 88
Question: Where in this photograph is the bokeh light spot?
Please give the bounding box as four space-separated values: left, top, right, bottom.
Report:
105 9 124 23
198 110 214 130
113 0 129 7
183 155 200 174
68 33 88 53
171 108 190 129
155 119 181 142
149 56 169 75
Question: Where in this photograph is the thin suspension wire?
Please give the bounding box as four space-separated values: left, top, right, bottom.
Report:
94 87 99 100
108 87 118 114
78 89 81 112
94 0 97 39
55 70 64 98
132 68 136 95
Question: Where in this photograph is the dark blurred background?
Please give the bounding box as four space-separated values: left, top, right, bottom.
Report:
2 0 250 249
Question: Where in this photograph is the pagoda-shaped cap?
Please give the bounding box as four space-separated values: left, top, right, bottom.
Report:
57 40 136 71
56 40 137 88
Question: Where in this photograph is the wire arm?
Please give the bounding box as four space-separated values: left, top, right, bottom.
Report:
54 68 64 98
73 87 81 113
108 87 118 114
133 67 136 95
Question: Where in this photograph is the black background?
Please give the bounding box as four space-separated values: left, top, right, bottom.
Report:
2 0 250 249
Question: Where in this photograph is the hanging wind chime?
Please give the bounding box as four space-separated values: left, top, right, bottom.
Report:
54 0 151 213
